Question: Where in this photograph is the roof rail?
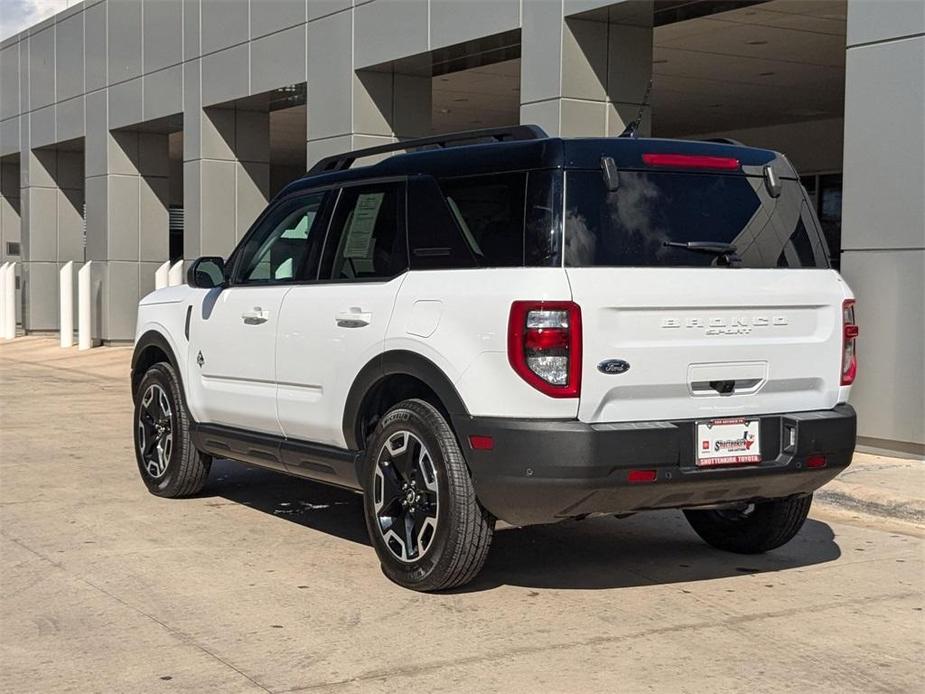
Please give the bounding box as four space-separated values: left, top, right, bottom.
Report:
306 124 548 175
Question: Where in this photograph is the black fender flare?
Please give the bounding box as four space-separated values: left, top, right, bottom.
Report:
342 350 470 450
131 330 182 400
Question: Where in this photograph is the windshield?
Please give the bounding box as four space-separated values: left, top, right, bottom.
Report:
564 170 829 268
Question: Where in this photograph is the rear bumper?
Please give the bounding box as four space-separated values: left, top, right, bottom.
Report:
452 404 856 526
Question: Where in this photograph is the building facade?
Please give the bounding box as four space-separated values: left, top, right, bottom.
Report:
1 0 923 455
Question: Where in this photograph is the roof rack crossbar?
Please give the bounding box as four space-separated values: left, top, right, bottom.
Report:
306 124 548 175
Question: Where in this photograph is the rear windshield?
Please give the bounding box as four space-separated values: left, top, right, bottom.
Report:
564 170 829 268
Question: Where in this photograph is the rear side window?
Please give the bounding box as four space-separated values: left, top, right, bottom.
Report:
564 171 829 269
320 182 407 281
438 173 526 267
407 177 478 270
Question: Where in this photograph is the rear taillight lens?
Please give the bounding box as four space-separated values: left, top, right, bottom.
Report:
508 301 582 398
841 299 858 386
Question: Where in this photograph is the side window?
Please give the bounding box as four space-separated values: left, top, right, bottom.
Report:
234 192 328 284
438 173 527 267
320 182 407 281
407 177 477 270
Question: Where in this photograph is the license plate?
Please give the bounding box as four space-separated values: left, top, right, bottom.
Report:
696 418 761 466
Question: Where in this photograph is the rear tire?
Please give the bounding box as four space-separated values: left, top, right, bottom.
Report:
133 362 211 498
362 399 494 591
683 494 813 554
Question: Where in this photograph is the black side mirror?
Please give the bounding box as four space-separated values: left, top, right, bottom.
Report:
187 257 226 289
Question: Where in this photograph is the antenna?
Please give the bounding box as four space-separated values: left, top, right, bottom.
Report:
618 77 653 139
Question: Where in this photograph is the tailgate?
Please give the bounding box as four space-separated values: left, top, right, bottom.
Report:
568 267 850 423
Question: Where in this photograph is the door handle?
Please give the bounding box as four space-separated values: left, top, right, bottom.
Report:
242 308 270 325
335 310 372 328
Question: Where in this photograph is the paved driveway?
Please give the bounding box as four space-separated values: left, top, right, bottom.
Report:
1 338 922 693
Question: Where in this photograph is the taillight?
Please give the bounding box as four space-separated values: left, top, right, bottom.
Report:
642 153 741 171
508 301 582 398
841 299 858 386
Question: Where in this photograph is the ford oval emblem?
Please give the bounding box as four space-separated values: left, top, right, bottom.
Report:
598 359 630 375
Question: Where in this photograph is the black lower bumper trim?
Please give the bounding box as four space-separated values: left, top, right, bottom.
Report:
452 404 856 526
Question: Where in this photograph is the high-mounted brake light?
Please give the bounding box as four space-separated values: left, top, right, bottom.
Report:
508 301 582 398
642 153 741 171
841 299 858 386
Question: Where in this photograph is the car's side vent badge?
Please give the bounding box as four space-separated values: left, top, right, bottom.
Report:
197 351 205 367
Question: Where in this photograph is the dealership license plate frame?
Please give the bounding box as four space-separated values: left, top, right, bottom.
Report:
695 417 762 467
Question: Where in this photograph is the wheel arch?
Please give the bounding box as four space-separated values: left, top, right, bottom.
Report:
131 329 182 402
343 350 470 451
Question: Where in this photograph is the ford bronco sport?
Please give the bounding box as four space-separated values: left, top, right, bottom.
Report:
131 126 858 591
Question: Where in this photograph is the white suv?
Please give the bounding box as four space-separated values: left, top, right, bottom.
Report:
131 126 858 591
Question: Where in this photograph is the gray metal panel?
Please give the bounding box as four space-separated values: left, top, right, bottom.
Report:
55 95 85 143
0 118 19 158
354 0 428 69
201 0 250 55
28 27 55 111
84 0 108 91
108 0 143 84
108 175 140 261
306 11 352 138
308 0 352 22
140 177 169 261
84 173 108 260
842 36 925 250
250 24 307 96
143 66 182 122
201 44 250 106
1 44 21 120
847 0 925 47
57 188 85 263
182 60 201 159
25 187 57 261
143 0 183 73
55 11 84 102
841 249 925 446
250 0 307 39
23 261 58 330
183 0 202 60
84 89 108 178
106 260 142 339
429 0 520 50
520 0 564 104
29 104 56 148
108 77 144 130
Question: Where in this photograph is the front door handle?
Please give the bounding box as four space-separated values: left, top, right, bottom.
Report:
335 310 372 328
242 308 269 325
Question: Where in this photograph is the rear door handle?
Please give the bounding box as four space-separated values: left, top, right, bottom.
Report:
242 308 270 325
335 310 372 328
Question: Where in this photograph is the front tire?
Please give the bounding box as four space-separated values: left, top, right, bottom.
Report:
684 494 813 554
362 399 494 591
133 362 211 498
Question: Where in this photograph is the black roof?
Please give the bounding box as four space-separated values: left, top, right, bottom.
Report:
278 126 788 199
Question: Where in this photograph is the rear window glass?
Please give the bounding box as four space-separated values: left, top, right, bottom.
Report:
564 171 829 268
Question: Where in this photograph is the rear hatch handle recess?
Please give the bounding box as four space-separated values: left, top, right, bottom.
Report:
662 241 742 267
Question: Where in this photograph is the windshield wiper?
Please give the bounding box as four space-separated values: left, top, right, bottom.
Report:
663 241 741 266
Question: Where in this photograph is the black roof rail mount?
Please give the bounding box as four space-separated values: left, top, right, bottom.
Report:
307 124 548 175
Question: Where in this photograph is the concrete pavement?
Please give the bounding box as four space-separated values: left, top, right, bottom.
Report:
1 337 923 693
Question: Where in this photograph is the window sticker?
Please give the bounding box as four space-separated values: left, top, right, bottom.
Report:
344 193 385 259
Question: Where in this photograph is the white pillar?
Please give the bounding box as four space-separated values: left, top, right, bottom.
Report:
2 262 15 340
78 261 92 351
168 260 184 287
59 261 74 348
154 260 171 290
0 263 7 339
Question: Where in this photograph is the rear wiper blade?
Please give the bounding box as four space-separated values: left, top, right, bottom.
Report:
663 241 741 267
663 241 738 255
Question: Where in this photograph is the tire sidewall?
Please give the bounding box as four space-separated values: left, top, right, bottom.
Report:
362 403 459 589
132 362 187 496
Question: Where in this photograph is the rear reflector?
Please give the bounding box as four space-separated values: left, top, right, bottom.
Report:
806 454 827 469
628 469 657 483
642 153 741 171
468 435 494 451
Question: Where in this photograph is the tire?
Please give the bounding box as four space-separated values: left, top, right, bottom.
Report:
133 361 211 498
683 494 813 554
362 399 494 591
